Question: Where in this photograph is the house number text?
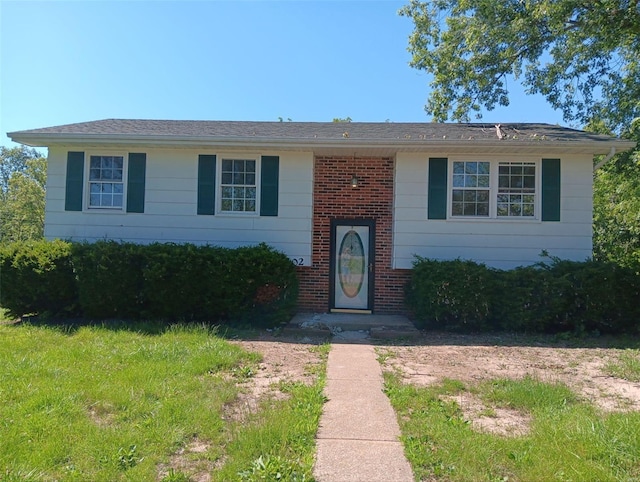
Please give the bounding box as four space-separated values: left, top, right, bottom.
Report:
289 256 309 266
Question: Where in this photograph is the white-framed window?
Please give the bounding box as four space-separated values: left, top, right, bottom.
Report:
450 159 538 219
220 158 257 213
88 155 125 209
452 161 491 216
497 162 536 217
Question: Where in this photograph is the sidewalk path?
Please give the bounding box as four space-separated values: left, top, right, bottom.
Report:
313 343 414 482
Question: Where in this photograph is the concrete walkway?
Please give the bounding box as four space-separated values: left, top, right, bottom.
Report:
313 343 414 482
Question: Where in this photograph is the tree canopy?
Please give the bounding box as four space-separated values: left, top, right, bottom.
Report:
399 0 640 132
593 119 640 266
0 146 46 242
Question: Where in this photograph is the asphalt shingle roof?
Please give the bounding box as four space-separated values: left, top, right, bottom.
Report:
8 119 637 157
7 118 621 143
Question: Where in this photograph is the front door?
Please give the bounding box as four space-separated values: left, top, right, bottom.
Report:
330 219 375 312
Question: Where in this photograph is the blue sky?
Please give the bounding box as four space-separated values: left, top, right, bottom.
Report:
1 0 567 150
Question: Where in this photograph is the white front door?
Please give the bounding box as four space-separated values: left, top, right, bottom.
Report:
332 223 372 311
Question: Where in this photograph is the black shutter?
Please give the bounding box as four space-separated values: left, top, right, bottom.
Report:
260 156 279 216
428 158 448 219
197 155 216 215
126 153 146 213
542 159 561 221
65 151 84 211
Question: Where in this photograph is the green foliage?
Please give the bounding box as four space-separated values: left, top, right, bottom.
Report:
593 121 640 266
406 256 640 334
406 257 497 331
399 0 640 132
0 147 46 242
141 242 230 321
0 239 77 318
0 240 298 327
0 146 43 194
72 241 146 320
237 455 310 481
142 242 298 326
161 469 192 482
226 244 299 327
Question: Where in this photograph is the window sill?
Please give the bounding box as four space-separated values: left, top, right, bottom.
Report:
447 216 541 223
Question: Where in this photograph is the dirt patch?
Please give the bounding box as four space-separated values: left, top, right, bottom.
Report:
159 330 639 476
442 392 533 437
225 337 326 419
159 333 326 480
157 438 214 482
379 333 640 436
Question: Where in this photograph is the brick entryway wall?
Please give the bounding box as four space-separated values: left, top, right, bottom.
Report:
297 155 411 313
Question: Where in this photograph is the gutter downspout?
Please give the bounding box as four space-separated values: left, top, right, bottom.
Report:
593 147 616 171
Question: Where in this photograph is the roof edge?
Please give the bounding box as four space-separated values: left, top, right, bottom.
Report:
7 132 636 155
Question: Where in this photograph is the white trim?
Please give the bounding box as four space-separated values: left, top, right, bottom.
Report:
215 153 261 216
83 150 128 212
10 132 636 157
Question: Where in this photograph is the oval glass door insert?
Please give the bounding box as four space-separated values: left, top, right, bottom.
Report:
338 229 365 298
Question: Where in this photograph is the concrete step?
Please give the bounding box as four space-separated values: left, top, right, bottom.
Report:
287 313 420 340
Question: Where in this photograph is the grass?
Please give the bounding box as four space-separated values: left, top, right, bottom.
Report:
0 322 327 481
0 308 14 323
384 372 640 481
214 344 329 481
605 349 640 382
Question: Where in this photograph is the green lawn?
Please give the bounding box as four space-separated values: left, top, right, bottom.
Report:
8 316 639 482
384 369 640 481
0 322 326 481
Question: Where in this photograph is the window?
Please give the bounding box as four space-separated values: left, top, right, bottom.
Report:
197 154 279 217
452 161 490 216
448 160 538 219
89 155 124 208
497 162 536 217
220 159 256 212
64 151 146 213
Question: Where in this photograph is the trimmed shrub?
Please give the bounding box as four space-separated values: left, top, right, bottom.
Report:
141 242 298 326
0 239 77 318
1 240 299 327
226 243 299 327
407 256 640 335
72 241 147 320
540 258 640 334
492 264 580 333
141 242 231 321
405 257 498 331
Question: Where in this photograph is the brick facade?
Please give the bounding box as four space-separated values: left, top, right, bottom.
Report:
297 155 411 313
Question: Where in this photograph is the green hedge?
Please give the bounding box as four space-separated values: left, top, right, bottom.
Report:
0 239 77 318
406 256 640 334
72 241 146 320
0 240 298 327
140 242 299 326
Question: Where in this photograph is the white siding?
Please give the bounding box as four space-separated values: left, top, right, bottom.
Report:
44 147 313 262
393 152 593 270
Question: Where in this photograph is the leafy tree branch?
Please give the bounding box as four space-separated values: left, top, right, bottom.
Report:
400 0 640 132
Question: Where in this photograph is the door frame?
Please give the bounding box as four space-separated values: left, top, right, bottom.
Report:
329 218 376 313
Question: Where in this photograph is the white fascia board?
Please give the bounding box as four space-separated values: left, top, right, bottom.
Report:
8 133 636 156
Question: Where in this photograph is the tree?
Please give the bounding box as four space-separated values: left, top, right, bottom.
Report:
592 120 640 266
1 146 43 195
0 147 46 243
399 0 640 132
332 117 352 123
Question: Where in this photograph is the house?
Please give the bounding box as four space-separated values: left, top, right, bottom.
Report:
8 120 636 314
